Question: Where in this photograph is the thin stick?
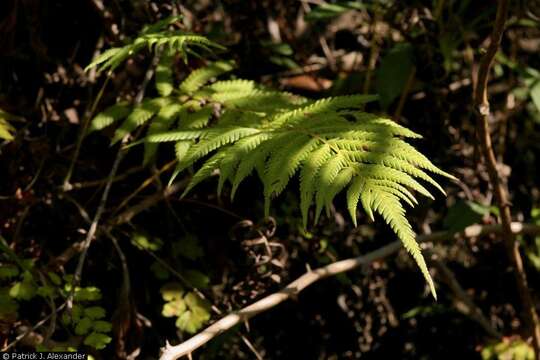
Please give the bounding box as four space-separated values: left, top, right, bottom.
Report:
1 303 67 351
68 52 161 308
63 75 111 190
473 0 540 354
431 257 501 339
159 222 540 360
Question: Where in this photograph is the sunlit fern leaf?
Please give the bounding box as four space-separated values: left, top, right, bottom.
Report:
346 177 365 227
179 106 213 129
179 61 235 94
205 79 260 94
169 96 451 299
145 129 207 143
230 139 276 200
0 119 15 141
155 49 175 97
177 127 262 173
360 185 437 298
143 103 184 165
300 144 333 228
313 153 348 223
85 19 222 73
265 136 321 200
180 152 225 196
112 98 169 144
323 167 355 215
215 91 304 113
216 133 273 196
0 109 22 141
88 46 454 297
141 15 183 35
218 110 265 128
174 140 192 168
88 102 131 133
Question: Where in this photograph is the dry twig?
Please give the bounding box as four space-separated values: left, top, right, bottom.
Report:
159 222 540 360
473 0 540 354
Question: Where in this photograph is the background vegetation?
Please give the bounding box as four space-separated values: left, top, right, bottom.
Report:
1 0 540 359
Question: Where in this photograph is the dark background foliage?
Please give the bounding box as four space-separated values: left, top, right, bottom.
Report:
1 0 540 359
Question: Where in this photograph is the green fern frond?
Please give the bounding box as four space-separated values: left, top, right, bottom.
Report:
177 127 261 172
175 141 191 161
143 103 184 165
179 61 235 94
155 49 175 97
112 98 169 144
300 144 333 228
313 153 348 223
205 79 260 93
360 185 437 298
0 109 22 141
86 16 222 73
145 129 207 143
179 106 213 129
89 42 454 297
88 102 131 133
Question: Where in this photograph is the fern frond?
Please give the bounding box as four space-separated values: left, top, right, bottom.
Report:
180 152 225 196
313 153 348 223
177 127 261 172
145 129 207 143
179 61 235 94
112 98 168 144
88 102 131 133
300 144 333 228
86 17 223 73
205 79 260 93
175 141 191 161
216 133 272 196
155 49 175 97
143 103 183 165
360 185 437 298
214 90 303 112
89 46 454 297
179 106 213 129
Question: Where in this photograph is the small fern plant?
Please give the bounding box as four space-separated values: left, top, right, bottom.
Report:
87 19 455 299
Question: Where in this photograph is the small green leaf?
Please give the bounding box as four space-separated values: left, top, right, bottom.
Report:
9 277 36 300
376 43 414 109
0 265 19 279
48 272 62 286
444 200 490 232
131 233 163 251
37 285 56 299
481 338 534 360
75 317 93 335
84 306 106 319
93 320 112 333
162 299 187 317
160 283 184 301
84 332 112 350
74 287 102 302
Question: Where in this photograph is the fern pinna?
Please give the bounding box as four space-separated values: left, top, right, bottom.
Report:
88 21 455 298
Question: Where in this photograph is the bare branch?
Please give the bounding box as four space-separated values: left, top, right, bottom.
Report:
160 222 540 360
473 0 540 354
